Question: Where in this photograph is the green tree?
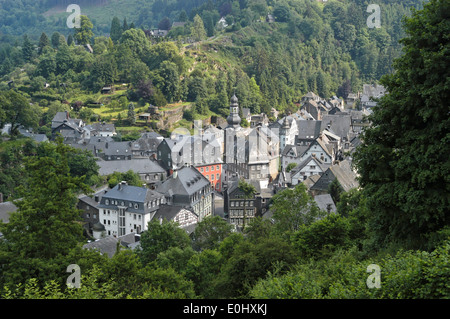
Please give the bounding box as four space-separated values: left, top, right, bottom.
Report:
191 14 207 42
185 249 222 298
55 44 74 75
215 236 298 298
38 32 50 54
293 213 352 258
127 102 136 125
353 0 450 251
0 138 92 288
157 61 180 103
51 32 61 48
328 178 344 205
22 35 34 62
0 90 42 136
107 170 142 188
270 183 324 235
110 16 123 43
191 215 233 251
67 34 74 46
120 28 151 57
74 15 94 45
138 219 191 265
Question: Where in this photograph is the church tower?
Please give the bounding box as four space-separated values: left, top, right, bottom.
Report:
226 94 241 129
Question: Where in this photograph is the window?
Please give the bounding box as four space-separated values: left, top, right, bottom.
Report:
200 167 204 172
134 204 139 209
206 166 209 172
216 165 220 170
211 165 214 171
217 173 220 180
310 165 316 170
105 199 109 205
211 174 214 180
103 219 106 224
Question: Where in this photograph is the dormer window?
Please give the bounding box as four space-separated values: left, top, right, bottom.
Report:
105 199 109 205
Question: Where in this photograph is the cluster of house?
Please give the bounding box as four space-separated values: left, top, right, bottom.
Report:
0 85 382 255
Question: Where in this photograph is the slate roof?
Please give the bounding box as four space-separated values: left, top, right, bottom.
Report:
314 194 337 213
87 122 116 134
329 160 359 191
0 201 18 223
52 112 83 130
281 144 309 158
290 155 330 175
320 114 353 139
131 132 163 152
83 233 140 258
98 159 166 176
152 204 198 225
311 160 359 192
103 141 132 157
157 166 211 197
296 120 322 140
101 184 164 204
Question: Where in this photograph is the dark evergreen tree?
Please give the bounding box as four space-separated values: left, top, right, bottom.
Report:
110 16 123 43
353 0 450 250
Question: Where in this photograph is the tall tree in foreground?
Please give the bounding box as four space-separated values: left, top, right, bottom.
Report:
0 138 93 289
353 0 450 251
0 138 92 260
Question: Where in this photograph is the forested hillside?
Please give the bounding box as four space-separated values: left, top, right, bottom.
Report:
0 0 425 117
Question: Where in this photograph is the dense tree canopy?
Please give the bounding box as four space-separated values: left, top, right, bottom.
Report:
353 0 450 250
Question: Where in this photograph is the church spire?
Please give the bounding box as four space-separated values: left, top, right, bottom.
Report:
227 94 241 128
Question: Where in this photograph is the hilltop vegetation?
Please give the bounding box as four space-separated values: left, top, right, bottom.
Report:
0 0 425 122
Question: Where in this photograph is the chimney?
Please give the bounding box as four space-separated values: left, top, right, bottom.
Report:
65 111 69 119
118 181 127 190
173 170 178 179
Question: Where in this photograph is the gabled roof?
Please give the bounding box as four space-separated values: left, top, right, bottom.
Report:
153 204 198 223
290 155 330 176
157 166 210 197
103 141 132 156
101 184 164 204
311 160 359 192
297 120 322 140
314 194 336 213
281 144 309 158
97 159 166 176
320 114 352 139
88 122 116 133
83 233 139 258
